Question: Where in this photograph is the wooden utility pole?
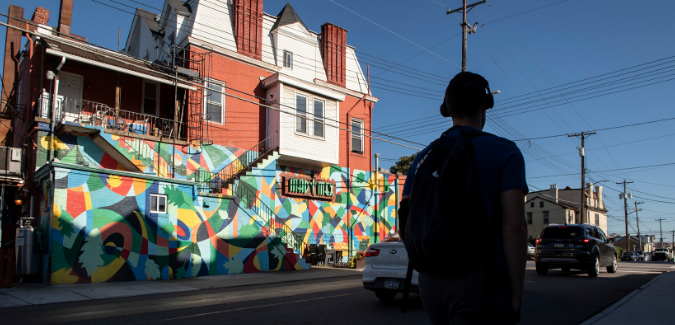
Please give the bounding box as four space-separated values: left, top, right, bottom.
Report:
656 218 666 247
635 201 643 252
447 1 486 72
617 180 633 251
568 131 595 224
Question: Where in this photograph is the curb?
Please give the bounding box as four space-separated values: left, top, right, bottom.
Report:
579 270 669 325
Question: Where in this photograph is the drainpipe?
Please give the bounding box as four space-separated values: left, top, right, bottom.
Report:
394 173 399 232
48 57 66 163
374 153 379 244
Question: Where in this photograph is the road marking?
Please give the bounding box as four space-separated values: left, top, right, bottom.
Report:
128 292 366 324
616 271 664 274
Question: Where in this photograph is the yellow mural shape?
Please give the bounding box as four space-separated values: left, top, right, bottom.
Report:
40 136 69 151
91 256 126 283
133 178 150 195
52 267 79 285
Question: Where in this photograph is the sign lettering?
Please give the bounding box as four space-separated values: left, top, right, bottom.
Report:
281 173 336 201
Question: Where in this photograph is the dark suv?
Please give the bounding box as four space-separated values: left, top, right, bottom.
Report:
534 224 617 277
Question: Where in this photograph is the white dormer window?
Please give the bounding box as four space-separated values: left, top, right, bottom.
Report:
296 94 307 133
283 51 293 69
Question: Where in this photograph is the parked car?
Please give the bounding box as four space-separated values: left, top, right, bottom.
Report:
527 243 536 259
621 252 640 261
652 248 673 262
534 224 617 277
362 233 419 300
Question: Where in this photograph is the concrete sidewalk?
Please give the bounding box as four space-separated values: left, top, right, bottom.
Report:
0 266 361 309
581 266 675 325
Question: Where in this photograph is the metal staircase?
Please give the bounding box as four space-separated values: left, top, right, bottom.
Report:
233 180 309 268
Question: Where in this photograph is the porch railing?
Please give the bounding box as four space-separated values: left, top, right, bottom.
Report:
195 131 278 193
34 91 187 142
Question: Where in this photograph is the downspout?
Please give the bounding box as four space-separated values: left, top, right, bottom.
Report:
394 174 399 232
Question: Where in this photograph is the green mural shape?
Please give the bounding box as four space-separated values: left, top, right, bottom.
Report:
224 257 244 274
79 229 104 277
57 208 75 237
322 212 332 228
174 262 188 279
239 223 261 239
86 172 107 192
163 185 192 209
203 145 229 167
145 258 161 280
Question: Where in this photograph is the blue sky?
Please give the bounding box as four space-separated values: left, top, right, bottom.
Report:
2 0 674 237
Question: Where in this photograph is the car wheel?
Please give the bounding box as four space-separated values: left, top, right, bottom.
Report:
375 290 398 301
536 262 548 275
588 255 600 277
606 255 617 273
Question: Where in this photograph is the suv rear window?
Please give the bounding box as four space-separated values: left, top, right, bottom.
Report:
541 226 583 239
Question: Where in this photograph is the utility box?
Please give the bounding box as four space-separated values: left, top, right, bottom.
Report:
0 147 22 176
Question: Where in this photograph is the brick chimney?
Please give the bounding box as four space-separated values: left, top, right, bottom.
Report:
549 184 558 203
32 6 50 25
58 0 73 34
321 23 347 88
233 0 264 60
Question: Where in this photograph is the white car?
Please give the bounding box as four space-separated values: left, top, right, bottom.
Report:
527 243 536 259
362 233 419 301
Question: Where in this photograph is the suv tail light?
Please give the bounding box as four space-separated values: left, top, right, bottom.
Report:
364 248 380 257
536 238 542 245
579 238 592 244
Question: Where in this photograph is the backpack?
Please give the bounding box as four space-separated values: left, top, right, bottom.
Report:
404 126 500 277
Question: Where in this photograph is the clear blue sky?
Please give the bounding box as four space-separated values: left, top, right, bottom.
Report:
2 0 674 238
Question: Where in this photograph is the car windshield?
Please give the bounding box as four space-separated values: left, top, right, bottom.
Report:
541 226 583 239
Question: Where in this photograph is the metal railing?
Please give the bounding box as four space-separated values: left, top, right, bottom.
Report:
195 131 278 193
34 92 187 142
234 180 307 255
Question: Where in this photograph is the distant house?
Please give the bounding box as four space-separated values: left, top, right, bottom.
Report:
526 184 608 237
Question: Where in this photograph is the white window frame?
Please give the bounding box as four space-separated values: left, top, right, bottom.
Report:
351 118 364 154
204 80 225 124
295 93 308 134
150 194 167 213
283 50 293 69
313 98 325 138
142 80 160 116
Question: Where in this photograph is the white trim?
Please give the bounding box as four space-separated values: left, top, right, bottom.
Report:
150 194 167 213
142 80 160 116
204 79 225 124
312 97 325 139
351 118 364 154
45 48 196 90
295 92 308 134
263 74 345 101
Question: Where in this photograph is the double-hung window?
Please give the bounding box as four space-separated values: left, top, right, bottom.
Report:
142 81 159 116
313 99 324 138
527 212 532 225
595 213 600 226
351 119 364 153
205 81 224 124
543 211 549 225
150 194 167 213
283 51 293 69
296 94 307 133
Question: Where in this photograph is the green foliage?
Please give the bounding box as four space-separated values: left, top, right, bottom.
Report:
614 246 625 259
389 152 420 175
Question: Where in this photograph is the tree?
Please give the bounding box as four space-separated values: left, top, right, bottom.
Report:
389 152 420 175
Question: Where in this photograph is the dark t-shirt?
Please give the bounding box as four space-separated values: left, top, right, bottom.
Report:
403 126 528 267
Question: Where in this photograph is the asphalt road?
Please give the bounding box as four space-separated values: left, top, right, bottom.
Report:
1 261 672 325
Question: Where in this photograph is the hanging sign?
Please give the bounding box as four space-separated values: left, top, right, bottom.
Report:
281 173 336 201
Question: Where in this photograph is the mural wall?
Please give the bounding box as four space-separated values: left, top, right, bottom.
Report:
46 166 308 285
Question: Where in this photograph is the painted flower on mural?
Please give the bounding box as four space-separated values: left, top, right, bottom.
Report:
79 229 104 276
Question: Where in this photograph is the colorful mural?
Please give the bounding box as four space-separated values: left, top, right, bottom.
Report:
37 124 399 285
45 166 309 285
36 126 246 182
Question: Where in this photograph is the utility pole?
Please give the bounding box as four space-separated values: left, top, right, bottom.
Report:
568 131 595 224
635 201 643 252
656 218 665 247
617 180 633 251
447 1 486 72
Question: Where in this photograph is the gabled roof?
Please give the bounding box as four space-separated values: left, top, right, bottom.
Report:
168 0 192 16
137 8 163 36
525 196 577 210
271 2 308 32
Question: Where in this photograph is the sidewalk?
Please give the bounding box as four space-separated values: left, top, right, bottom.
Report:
581 266 675 325
0 266 361 309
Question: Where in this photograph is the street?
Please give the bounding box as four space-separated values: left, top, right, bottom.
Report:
0 261 672 325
